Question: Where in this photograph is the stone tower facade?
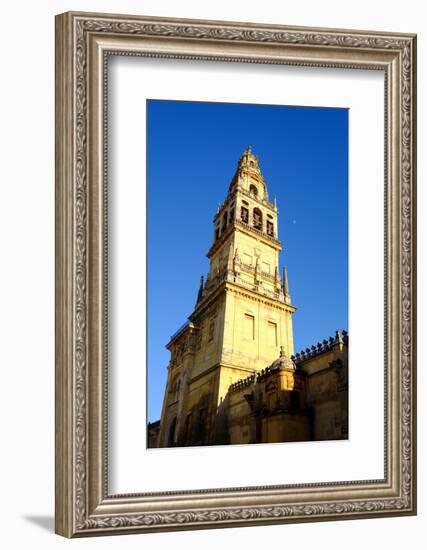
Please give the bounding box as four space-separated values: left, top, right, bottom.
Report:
157 147 298 447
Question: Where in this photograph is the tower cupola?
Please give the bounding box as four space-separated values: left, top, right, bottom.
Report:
229 145 268 200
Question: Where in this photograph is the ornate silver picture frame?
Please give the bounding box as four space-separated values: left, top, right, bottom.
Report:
55 11 417 537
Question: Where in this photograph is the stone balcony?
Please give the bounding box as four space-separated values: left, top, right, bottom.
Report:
196 266 287 308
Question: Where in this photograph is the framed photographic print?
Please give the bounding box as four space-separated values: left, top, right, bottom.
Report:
146 102 348 451
55 11 417 537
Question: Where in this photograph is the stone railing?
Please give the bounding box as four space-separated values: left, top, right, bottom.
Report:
196 267 285 307
229 363 281 393
232 276 284 302
291 330 348 364
229 373 256 393
208 218 281 258
234 219 281 246
238 261 276 281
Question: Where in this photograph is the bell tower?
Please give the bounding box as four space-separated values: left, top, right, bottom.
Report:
158 147 296 446
196 144 295 378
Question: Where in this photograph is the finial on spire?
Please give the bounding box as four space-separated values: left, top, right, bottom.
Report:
283 266 290 297
240 145 257 164
196 275 204 304
332 329 344 350
229 146 266 192
280 346 286 358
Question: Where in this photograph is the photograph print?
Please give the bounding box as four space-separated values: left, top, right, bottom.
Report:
147 99 348 449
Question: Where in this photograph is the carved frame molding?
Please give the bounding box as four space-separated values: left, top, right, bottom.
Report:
55 11 416 537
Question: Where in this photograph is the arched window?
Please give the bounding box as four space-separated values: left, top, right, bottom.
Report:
266 220 274 237
249 184 258 196
253 208 263 230
221 211 228 232
241 206 249 224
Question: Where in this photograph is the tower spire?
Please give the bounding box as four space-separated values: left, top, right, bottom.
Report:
228 145 266 193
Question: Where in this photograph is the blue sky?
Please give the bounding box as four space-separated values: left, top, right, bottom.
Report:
147 100 348 422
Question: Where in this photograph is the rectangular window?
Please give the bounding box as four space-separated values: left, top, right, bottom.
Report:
243 253 252 266
262 261 270 274
267 321 277 346
221 212 228 232
243 314 255 340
